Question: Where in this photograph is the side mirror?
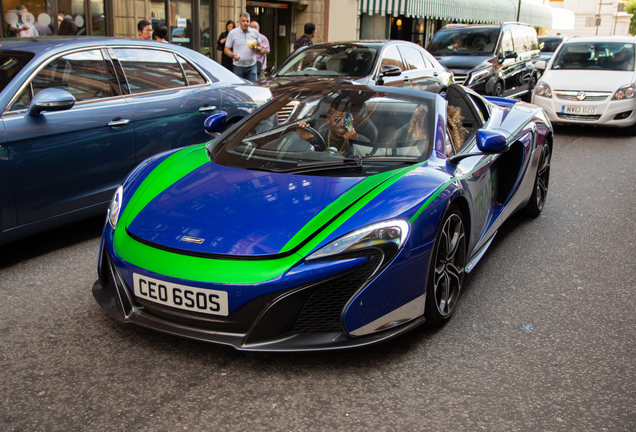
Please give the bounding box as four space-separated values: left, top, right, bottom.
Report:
535 60 546 71
380 65 402 77
377 65 402 85
204 112 227 136
476 129 509 154
504 51 518 59
27 88 75 116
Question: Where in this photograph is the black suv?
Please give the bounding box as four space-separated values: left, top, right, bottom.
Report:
428 22 540 100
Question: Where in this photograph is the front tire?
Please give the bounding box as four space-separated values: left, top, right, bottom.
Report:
424 205 466 328
525 143 551 217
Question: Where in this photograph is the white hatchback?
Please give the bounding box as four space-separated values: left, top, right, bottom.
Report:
532 36 636 132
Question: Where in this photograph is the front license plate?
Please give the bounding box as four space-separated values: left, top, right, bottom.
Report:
561 105 597 114
133 273 229 316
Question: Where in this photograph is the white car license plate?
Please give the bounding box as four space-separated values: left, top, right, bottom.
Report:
133 273 229 316
561 105 597 115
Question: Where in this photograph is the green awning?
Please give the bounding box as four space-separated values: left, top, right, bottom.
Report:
405 0 516 23
518 0 554 28
360 0 554 28
359 0 408 16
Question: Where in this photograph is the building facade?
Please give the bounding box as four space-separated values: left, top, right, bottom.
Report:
6 0 614 72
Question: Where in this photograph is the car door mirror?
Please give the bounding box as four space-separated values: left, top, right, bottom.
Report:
476 129 509 153
204 112 227 135
504 51 518 60
27 88 76 116
447 129 509 164
535 60 546 71
380 65 402 77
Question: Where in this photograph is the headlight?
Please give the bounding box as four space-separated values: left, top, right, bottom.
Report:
107 185 123 230
466 68 490 86
612 84 635 100
306 220 410 261
535 81 552 98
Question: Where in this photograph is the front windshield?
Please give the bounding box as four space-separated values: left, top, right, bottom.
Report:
0 51 34 93
551 42 635 71
276 45 378 77
428 28 500 55
540 39 562 53
209 87 435 176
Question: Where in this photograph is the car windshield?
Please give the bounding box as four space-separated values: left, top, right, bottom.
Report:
0 51 34 93
428 28 500 55
275 45 378 77
551 42 635 71
539 39 562 53
209 87 434 176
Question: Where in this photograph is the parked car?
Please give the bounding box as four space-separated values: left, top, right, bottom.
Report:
428 22 540 100
0 37 272 245
532 36 636 133
256 40 454 95
539 35 569 61
93 82 553 351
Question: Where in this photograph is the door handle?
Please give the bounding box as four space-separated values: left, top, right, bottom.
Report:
199 105 217 113
403 76 411 83
108 118 131 127
433 71 439 76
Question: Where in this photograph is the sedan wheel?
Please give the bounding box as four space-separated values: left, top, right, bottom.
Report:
425 205 466 327
525 144 551 217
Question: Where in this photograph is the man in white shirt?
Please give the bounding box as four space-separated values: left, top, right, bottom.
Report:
224 12 262 81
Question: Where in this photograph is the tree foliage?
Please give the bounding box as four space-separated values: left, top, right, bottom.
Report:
628 1 636 35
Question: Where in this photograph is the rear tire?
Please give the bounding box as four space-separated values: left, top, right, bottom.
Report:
424 205 466 328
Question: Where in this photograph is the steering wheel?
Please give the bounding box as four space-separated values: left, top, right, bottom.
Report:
303 67 318 71
282 123 327 151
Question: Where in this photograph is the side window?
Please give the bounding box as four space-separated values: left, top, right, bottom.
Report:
177 55 210 85
399 45 427 70
113 48 186 94
380 45 405 71
11 49 113 110
501 30 514 55
420 51 436 69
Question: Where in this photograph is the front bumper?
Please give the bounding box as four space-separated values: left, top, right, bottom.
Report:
93 249 425 352
532 93 636 127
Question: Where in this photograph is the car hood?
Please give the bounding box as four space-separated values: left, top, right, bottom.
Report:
125 156 393 258
257 76 369 96
542 69 636 91
433 54 496 72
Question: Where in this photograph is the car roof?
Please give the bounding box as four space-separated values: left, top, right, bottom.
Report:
562 35 635 44
0 36 200 58
303 40 421 49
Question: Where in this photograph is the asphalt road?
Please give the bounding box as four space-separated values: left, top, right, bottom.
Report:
1 125 634 432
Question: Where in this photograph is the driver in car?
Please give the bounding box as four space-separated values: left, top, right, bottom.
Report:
295 96 368 156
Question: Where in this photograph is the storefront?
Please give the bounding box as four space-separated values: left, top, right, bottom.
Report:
1 0 109 37
359 0 554 46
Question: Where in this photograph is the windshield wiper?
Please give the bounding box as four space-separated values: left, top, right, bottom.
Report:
269 155 363 174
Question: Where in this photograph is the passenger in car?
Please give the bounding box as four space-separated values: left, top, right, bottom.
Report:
295 95 369 155
446 105 467 155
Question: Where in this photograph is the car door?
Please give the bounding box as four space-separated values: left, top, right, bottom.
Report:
499 29 522 97
2 48 135 226
110 47 224 162
376 45 409 87
444 85 497 243
397 44 445 93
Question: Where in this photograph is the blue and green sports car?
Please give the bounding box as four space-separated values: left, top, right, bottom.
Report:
93 83 553 351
